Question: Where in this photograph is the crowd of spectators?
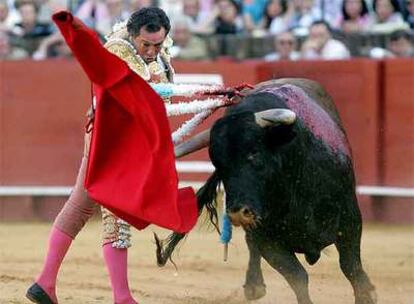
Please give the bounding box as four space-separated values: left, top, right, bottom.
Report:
0 0 412 60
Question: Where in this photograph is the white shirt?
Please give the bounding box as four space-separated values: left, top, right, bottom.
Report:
303 39 351 60
264 51 301 61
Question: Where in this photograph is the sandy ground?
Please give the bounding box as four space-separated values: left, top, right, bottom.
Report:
0 221 413 304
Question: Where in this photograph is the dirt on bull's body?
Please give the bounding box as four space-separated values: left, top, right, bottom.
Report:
0 221 413 304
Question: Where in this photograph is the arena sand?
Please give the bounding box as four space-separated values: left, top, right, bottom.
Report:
0 221 413 304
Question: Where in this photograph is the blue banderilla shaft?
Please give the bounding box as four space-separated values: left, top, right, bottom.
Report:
220 213 232 261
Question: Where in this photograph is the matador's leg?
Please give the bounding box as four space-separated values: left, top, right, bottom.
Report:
54 132 98 237
101 208 132 249
101 208 135 303
84 130 136 302
27 133 98 304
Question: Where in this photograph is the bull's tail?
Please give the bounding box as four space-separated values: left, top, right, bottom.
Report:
155 171 222 267
154 231 186 267
197 171 221 233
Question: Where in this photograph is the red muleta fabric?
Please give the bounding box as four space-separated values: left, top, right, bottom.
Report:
52 11 198 233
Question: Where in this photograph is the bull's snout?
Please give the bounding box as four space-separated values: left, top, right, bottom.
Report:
227 206 259 230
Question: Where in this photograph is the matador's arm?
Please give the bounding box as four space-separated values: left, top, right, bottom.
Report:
53 11 130 89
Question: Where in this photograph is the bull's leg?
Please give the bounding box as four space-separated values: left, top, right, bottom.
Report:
335 222 377 304
259 242 313 304
243 232 266 300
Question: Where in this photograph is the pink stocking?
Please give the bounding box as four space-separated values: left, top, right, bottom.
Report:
36 227 73 303
103 244 138 304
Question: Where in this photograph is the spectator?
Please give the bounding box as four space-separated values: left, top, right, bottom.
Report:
212 0 243 57
242 0 268 33
48 0 68 15
334 0 372 33
0 28 28 59
214 0 243 34
97 0 129 35
32 31 72 59
182 0 203 23
264 30 301 60
181 0 214 34
76 0 129 36
198 0 215 16
0 0 6 21
75 0 111 33
0 0 13 30
369 29 414 56
387 28 414 56
264 0 290 35
45 38 71 57
406 0 414 28
314 0 343 27
159 0 182 20
371 0 409 32
170 15 208 59
11 0 53 54
5 0 21 27
301 20 351 59
32 0 52 23
129 0 153 12
288 0 322 35
398 0 409 17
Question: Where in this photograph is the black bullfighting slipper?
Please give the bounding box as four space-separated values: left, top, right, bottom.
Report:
26 283 56 304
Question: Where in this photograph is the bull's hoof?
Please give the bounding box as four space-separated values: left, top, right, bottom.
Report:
243 283 266 301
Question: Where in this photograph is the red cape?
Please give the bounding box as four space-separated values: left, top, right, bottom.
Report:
53 11 198 233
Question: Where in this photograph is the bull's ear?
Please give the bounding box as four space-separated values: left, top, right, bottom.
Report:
254 109 296 128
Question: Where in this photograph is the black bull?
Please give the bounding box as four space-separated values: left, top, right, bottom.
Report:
155 79 376 304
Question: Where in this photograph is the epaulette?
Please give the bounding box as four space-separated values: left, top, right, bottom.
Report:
104 38 151 81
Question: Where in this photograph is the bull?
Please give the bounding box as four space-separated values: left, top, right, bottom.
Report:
156 78 376 304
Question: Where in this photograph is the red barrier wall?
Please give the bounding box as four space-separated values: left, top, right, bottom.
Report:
0 60 89 185
374 59 414 223
0 59 90 221
0 58 412 223
382 59 414 187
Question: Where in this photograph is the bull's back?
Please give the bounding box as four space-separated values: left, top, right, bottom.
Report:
248 78 344 130
241 78 351 157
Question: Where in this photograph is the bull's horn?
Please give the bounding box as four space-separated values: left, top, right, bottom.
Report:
255 109 296 127
174 129 210 159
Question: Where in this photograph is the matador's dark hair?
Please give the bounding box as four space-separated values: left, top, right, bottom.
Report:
127 7 171 37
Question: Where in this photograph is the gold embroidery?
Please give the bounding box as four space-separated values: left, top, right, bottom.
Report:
105 39 150 81
104 38 174 85
102 208 132 248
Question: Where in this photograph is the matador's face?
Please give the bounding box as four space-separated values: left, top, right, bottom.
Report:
131 27 166 64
